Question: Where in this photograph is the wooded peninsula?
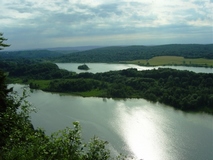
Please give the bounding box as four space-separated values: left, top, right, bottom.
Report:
1 59 212 114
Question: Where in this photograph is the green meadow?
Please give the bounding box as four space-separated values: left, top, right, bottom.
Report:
124 56 213 67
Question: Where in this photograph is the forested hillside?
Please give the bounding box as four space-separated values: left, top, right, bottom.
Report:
0 50 63 59
55 44 213 62
1 44 212 63
0 59 74 80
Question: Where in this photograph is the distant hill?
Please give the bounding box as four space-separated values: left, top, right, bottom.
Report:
0 46 103 59
47 46 103 51
55 44 213 63
1 44 212 62
46 46 103 55
0 49 63 59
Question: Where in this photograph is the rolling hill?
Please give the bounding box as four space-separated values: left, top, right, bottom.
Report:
55 44 213 63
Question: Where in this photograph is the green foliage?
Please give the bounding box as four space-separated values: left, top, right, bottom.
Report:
47 79 101 93
0 59 75 80
1 120 113 160
0 85 35 151
86 136 110 160
0 70 13 113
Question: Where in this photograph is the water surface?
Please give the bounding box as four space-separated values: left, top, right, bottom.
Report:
56 63 213 73
11 84 213 160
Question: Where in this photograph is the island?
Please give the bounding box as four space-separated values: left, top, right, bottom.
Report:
78 64 89 70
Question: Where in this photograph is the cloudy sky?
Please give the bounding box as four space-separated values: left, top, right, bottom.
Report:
0 0 212 50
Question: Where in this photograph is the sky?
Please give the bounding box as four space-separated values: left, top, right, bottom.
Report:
0 0 213 51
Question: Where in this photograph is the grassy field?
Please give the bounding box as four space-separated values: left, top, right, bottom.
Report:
124 56 213 67
75 89 105 97
29 80 51 89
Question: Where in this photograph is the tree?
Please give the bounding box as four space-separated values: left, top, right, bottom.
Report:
0 33 10 50
0 70 13 113
0 33 13 149
0 33 12 112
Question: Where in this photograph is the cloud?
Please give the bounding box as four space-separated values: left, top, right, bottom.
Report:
0 0 212 50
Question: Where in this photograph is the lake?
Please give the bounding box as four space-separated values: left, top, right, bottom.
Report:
11 83 213 160
56 63 213 73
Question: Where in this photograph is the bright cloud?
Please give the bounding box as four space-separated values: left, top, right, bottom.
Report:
0 0 212 50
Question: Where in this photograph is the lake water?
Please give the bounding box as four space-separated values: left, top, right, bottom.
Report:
11 84 213 160
9 65 213 159
56 63 213 73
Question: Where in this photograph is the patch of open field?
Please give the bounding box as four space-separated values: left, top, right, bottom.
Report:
29 80 51 89
124 56 213 67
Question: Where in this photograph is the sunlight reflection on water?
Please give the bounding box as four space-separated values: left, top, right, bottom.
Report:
111 102 170 160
